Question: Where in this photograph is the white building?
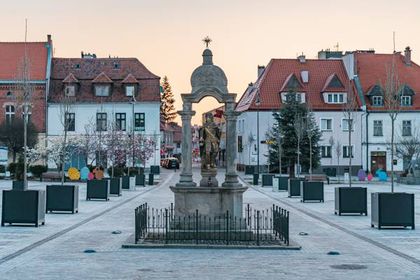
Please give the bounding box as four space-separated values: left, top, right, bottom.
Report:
47 54 161 169
235 57 363 175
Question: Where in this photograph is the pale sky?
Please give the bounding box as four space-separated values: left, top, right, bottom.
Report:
1 0 420 124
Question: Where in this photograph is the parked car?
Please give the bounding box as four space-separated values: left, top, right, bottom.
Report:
164 157 179 169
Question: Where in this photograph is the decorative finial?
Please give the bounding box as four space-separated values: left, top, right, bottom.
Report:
203 36 212 49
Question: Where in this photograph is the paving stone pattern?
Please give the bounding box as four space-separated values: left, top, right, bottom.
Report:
0 170 419 279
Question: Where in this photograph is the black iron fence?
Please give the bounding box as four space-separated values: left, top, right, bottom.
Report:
134 203 289 246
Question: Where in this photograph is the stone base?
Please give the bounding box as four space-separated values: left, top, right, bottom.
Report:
199 168 218 187
170 185 247 219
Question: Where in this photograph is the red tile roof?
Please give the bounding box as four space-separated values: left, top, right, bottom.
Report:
122 73 139 84
355 52 420 110
236 58 355 112
92 72 113 83
0 42 49 80
62 73 79 83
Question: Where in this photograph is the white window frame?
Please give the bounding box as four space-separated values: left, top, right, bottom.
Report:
95 85 110 97
401 96 412 106
5 104 15 125
326 93 345 104
373 120 383 136
65 85 76 97
372 96 383 106
320 118 333 131
341 118 354 131
343 145 354 158
402 120 412 137
125 85 135 97
320 145 332 158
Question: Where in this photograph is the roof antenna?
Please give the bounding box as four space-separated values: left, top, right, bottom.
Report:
393 31 396 53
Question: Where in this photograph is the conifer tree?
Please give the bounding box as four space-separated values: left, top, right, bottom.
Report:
266 92 321 177
160 76 177 124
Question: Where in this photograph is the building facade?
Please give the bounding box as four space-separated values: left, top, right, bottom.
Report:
48 53 161 169
235 57 363 175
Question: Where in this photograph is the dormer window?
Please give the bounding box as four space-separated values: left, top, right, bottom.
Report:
372 96 383 106
326 93 345 104
125 85 135 97
401 96 412 106
280 92 305 103
65 85 76 97
95 85 110 97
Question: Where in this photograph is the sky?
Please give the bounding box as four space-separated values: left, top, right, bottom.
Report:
1 0 420 124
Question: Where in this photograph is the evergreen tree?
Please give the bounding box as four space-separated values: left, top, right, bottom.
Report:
266 92 321 177
160 76 177 124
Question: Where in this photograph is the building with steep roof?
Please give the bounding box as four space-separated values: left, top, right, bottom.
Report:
48 53 161 168
236 55 363 175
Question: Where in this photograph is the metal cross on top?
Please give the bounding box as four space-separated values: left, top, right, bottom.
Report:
203 36 212 48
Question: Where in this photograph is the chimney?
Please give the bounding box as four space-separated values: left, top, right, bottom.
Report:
404 46 412 66
81 51 84 58
47 34 51 43
298 54 306 63
257 65 265 78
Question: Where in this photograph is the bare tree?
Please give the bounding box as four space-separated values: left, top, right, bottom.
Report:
343 85 359 187
335 140 342 182
306 103 316 180
293 113 305 177
381 55 402 192
328 136 335 165
58 91 74 185
395 126 420 171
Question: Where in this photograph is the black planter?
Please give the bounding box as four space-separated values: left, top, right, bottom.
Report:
371 192 415 229
2 190 46 226
335 187 367 215
86 180 109 201
253 174 259 185
262 174 273 187
109 178 122 196
288 178 304 197
46 185 79 213
301 181 324 203
135 174 145 187
278 176 289 191
245 166 255 175
12 181 26 191
150 165 160 175
122 176 131 189
148 173 154 185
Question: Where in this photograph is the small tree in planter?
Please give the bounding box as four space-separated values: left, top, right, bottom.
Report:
104 121 128 177
129 134 155 171
395 126 420 175
335 140 342 182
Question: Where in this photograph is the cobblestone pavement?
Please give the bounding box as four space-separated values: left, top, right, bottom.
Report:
0 170 420 279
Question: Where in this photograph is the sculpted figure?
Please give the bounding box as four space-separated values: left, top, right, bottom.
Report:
199 113 221 170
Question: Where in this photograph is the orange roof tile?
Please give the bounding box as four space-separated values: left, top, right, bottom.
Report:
121 73 139 84
92 72 113 83
0 42 49 80
62 73 79 83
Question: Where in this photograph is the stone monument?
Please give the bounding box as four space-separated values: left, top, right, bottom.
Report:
170 38 247 220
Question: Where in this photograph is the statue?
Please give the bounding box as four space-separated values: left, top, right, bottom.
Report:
199 112 221 170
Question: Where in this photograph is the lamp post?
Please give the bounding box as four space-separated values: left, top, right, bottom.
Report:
255 89 261 178
130 95 137 176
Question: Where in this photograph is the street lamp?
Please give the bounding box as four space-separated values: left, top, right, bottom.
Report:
130 94 137 176
255 89 261 178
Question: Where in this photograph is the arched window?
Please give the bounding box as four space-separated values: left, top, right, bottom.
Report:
21 105 32 123
5 105 15 125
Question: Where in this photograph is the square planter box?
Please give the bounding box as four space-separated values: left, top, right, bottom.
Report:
371 192 415 229
109 178 122 196
46 185 79 213
288 178 304 197
335 187 367 216
2 189 46 227
277 176 289 191
86 180 109 201
121 176 131 189
245 166 255 175
12 181 26 191
150 165 160 175
300 181 324 203
262 174 274 187
136 174 146 187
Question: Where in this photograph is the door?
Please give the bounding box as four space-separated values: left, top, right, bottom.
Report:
371 151 386 175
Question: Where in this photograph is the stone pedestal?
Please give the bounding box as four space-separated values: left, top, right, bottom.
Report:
199 168 219 187
170 186 247 218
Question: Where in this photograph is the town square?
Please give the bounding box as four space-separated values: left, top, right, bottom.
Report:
1 0 420 279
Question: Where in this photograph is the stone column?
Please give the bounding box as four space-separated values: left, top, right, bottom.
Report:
222 102 241 188
176 104 196 187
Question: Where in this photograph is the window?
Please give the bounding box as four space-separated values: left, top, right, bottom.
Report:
373 120 383 136
125 85 135 97
342 119 353 131
65 85 76 97
96 113 107 131
95 85 110 97
321 146 332 158
401 96 412 106
343 146 354 158
402 120 412 136
320 119 332 131
5 105 15 125
21 105 31 124
134 113 145 131
115 113 126 131
238 136 243 153
326 93 345 104
372 96 383 106
65 113 75 131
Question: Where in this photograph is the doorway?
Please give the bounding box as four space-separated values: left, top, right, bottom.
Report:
371 151 386 175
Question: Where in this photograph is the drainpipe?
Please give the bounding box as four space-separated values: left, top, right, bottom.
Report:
365 111 369 172
45 35 53 166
